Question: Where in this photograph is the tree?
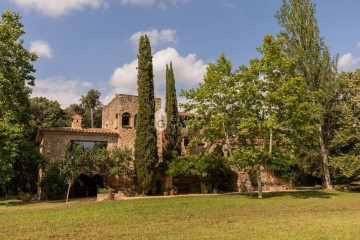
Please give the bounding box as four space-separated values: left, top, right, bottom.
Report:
80 89 102 128
59 142 91 203
0 10 38 194
181 53 238 155
65 96 102 128
163 62 182 160
329 69 360 181
29 97 67 134
134 35 158 194
167 154 229 193
90 147 133 181
275 0 338 189
40 163 67 200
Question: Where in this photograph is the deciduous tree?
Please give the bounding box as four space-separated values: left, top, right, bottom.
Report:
330 69 360 181
80 89 102 128
275 0 338 189
59 142 91 203
181 53 237 155
0 10 38 194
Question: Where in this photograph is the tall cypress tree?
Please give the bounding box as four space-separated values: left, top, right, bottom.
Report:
164 62 182 161
134 35 158 194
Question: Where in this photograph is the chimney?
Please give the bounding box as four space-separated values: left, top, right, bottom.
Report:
71 114 83 129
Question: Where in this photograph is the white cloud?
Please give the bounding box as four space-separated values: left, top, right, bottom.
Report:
119 0 190 9
119 0 156 6
130 29 177 47
10 0 109 18
81 81 93 87
357 42 360 49
30 40 53 59
31 77 82 108
338 53 360 70
107 47 207 106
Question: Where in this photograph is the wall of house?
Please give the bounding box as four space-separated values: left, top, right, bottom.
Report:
40 132 118 163
102 94 163 159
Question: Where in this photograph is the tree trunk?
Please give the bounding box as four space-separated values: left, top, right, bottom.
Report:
256 167 263 199
66 183 71 203
223 122 232 156
317 125 333 189
269 128 273 158
90 108 94 128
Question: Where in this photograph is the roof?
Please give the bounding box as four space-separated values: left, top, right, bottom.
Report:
71 114 82 120
36 127 118 142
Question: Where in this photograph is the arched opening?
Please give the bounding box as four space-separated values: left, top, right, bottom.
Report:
122 113 130 127
70 174 104 198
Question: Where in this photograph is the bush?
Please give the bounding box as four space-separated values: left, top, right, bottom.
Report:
167 154 229 190
41 164 67 200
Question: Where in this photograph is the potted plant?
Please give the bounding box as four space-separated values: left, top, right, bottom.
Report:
19 193 33 203
97 187 115 201
166 186 178 195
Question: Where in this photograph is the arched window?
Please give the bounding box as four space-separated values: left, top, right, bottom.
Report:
122 113 130 127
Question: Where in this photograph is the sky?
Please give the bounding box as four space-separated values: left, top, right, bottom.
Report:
1 0 360 108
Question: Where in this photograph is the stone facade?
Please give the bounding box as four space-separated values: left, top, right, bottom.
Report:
37 93 291 197
37 128 118 163
101 94 163 159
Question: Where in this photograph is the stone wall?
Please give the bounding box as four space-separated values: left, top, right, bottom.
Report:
39 131 118 163
102 94 163 159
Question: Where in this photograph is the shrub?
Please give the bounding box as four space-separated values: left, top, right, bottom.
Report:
41 164 67 200
167 154 229 191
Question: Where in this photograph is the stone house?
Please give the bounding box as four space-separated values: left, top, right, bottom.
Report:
37 94 201 197
37 93 289 198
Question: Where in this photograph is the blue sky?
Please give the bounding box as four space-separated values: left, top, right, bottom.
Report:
1 0 360 108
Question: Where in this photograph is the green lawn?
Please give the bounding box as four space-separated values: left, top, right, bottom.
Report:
0 191 359 239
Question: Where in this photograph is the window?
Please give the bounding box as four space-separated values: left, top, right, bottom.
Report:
71 141 107 149
122 113 130 127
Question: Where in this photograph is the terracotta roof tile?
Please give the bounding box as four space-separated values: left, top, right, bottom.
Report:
39 127 118 135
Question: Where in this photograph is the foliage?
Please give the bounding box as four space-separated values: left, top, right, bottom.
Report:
0 10 37 124
329 69 360 182
167 154 229 188
163 62 182 161
29 97 67 134
41 163 67 200
0 122 26 186
80 89 102 128
181 53 237 153
90 147 133 178
134 35 158 195
275 0 338 189
0 10 40 195
65 91 103 129
59 142 92 202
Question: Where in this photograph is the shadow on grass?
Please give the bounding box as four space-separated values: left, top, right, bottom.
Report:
241 190 338 199
0 200 44 207
0 196 98 207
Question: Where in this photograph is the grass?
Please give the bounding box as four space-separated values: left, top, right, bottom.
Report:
0 191 359 239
